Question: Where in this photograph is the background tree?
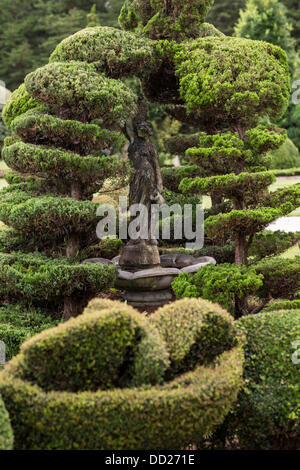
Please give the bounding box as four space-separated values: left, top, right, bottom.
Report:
0 33 145 318
0 0 123 91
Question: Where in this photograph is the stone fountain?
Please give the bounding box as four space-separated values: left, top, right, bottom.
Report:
84 99 216 307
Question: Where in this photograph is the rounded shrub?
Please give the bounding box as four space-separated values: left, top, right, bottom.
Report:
0 394 13 450
0 299 243 450
150 298 238 379
216 310 300 449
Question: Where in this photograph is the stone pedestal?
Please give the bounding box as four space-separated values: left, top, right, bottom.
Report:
119 240 160 271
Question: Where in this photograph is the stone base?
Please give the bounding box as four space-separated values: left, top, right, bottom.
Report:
123 289 172 307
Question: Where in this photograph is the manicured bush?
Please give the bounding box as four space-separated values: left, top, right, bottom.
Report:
255 257 300 300
269 138 300 169
172 264 263 317
0 253 118 310
18 304 170 392
151 298 238 379
216 310 300 449
0 299 244 450
263 299 300 312
0 394 13 450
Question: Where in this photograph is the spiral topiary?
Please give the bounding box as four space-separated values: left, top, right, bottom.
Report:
0 298 244 450
0 28 149 320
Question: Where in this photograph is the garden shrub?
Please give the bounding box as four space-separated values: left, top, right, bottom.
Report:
0 324 29 361
150 298 238 379
0 304 58 360
0 252 117 310
0 299 244 450
248 230 300 261
215 310 300 449
263 299 300 312
0 394 13 450
255 257 300 299
172 264 263 317
16 304 170 392
269 137 300 169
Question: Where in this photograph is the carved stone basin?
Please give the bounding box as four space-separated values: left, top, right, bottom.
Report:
83 254 216 307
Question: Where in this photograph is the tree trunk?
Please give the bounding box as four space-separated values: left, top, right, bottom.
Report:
63 294 90 321
235 235 248 265
71 181 81 200
66 233 80 258
234 295 250 318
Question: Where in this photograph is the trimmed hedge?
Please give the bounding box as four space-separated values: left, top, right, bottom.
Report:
217 310 300 449
150 298 238 379
0 252 118 304
0 299 244 450
18 304 170 392
171 264 263 316
0 394 13 450
255 257 300 300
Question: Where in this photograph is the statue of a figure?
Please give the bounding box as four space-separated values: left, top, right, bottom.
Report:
119 98 165 270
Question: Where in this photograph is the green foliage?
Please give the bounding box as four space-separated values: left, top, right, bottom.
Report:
162 188 201 208
235 0 297 72
171 264 263 316
0 324 30 361
0 394 13 450
151 298 238 379
255 257 300 299
269 137 300 169
263 299 300 312
286 104 300 150
50 26 159 78
0 0 123 91
18 304 169 392
86 4 101 27
180 172 275 202
0 118 10 154
2 84 39 130
207 0 245 36
249 230 300 261
222 310 300 449
0 299 243 450
0 304 58 330
2 141 130 190
25 61 137 126
263 183 300 210
185 126 286 175
205 207 283 242
161 165 204 192
11 110 123 155
0 252 117 304
195 244 236 264
173 37 290 129
119 0 214 40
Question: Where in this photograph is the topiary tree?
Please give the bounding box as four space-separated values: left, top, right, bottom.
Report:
0 298 243 450
0 54 139 319
173 37 298 266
